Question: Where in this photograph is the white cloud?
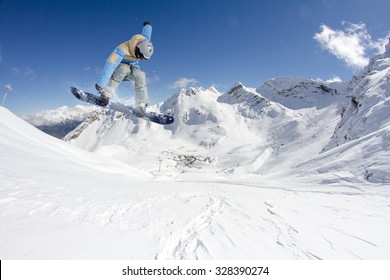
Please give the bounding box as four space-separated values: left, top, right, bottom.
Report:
315 75 342 83
314 22 388 69
169 77 198 89
325 75 342 83
10 66 36 80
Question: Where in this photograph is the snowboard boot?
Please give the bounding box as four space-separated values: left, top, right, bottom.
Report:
134 103 147 118
98 95 110 106
95 84 110 106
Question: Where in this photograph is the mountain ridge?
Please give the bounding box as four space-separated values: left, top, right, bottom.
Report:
63 78 343 178
62 51 390 182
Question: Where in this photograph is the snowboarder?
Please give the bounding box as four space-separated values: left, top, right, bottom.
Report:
95 21 154 117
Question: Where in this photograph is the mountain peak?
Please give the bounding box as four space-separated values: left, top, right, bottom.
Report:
221 82 269 109
325 52 390 153
177 86 219 97
257 77 341 109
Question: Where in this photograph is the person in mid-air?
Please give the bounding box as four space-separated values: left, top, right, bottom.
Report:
95 21 154 117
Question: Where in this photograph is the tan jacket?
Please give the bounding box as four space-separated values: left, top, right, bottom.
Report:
107 34 145 63
117 34 145 61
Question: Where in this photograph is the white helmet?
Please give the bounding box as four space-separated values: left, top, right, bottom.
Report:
136 39 154 60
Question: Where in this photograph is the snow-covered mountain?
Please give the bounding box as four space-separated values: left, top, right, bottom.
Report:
62 78 345 178
2 105 390 260
64 52 390 184
305 53 390 183
326 54 390 148
1 50 390 260
23 105 98 138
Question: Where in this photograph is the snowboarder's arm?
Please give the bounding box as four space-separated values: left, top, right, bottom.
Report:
142 21 152 41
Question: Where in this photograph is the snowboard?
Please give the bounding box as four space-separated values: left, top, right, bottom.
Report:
70 87 174 125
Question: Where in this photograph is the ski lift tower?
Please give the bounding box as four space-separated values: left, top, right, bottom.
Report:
2 84 12 106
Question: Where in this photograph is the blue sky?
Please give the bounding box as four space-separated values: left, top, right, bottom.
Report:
0 0 389 115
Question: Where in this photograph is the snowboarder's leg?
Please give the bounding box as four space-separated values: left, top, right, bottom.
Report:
127 66 149 117
95 48 127 106
96 48 126 88
100 63 131 100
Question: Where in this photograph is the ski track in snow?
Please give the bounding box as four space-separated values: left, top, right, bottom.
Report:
1 173 390 259
1 145 389 260
155 189 225 260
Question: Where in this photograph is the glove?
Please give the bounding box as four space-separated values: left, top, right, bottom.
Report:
143 21 151 26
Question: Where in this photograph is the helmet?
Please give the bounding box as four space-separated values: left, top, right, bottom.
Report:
136 39 154 60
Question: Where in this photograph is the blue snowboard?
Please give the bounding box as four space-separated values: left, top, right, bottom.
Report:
70 87 174 125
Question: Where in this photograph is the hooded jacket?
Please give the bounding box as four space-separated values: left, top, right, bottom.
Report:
97 24 152 87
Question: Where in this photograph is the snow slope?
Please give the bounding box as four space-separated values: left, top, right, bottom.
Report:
23 105 98 138
1 100 390 259
1 49 390 260
305 55 390 183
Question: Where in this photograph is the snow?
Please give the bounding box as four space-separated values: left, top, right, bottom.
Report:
22 105 100 138
23 105 98 127
1 53 390 260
